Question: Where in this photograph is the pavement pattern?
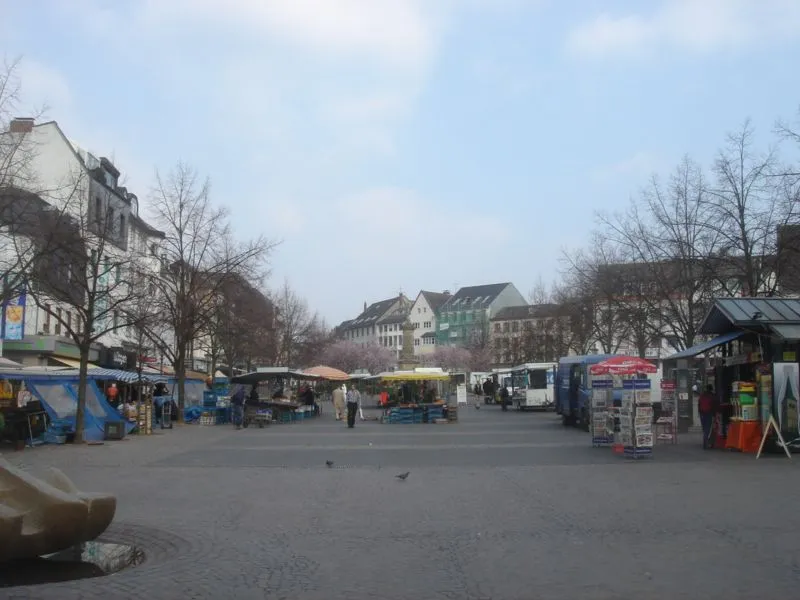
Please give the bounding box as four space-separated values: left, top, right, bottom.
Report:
3 399 800 600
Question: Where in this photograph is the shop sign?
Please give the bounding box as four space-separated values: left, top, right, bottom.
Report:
725 352 762 367
784 351 797 362
112 351 127 367
660 380 676 390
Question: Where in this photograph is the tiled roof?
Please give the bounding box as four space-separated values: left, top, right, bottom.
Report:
491 304 562 321
345 295 408 329
420 291 451 311
378 312 408 325
440 283 511 311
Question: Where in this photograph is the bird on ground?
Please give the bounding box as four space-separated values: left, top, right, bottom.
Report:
474 404 480 410
395 471 410 480
326 460 334 468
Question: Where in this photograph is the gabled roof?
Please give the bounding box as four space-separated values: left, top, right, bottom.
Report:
345 295 407 328
491 303 561 321
418 290 451 311
440 283 512 311
700 297 800 334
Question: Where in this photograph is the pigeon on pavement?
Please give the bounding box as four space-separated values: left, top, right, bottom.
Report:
326 460 334 468
395 471 410 480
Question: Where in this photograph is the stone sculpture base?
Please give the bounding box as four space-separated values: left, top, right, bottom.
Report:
0 457 116 562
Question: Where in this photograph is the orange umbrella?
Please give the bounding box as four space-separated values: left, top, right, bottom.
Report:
304 365 350 381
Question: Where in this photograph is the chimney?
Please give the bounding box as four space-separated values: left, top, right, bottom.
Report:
9 118 34 133
443 290 451 296
363 301 367 313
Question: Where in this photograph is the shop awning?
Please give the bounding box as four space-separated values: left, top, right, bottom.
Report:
770 324 800 340
665 331 745 361
52 357 100 370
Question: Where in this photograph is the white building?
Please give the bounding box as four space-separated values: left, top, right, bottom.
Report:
339 294 412 356
0 118 164 367
408 290 450 356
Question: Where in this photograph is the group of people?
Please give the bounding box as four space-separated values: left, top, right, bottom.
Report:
332 384 361 428
229 382 320 429
475 378 510 410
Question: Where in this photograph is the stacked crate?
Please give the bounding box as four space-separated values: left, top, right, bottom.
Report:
136 402 153 435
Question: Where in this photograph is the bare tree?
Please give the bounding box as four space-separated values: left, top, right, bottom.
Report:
599 157 721 351
551 280 595 355
148 162 274 411
23 174 151 442
707 120 789 296
562 234 630 354
273 279 316 366
0 58 68 306
528 276 551 305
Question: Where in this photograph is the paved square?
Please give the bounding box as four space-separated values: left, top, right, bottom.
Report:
4 402 800 600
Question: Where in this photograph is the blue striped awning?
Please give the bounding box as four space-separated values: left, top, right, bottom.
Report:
86 369 167 384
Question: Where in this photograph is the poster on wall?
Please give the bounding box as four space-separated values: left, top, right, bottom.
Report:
1 288 26 341
774 362 800 440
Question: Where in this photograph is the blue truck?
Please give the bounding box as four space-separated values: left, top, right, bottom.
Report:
554 354 617 430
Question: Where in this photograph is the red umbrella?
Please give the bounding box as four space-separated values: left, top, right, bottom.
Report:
589 355 658 376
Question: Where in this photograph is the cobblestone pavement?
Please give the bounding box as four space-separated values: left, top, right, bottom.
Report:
3 400 800 600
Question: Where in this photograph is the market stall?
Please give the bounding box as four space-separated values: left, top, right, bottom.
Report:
682 297 800 457
230 367 320 425
376 369 453 424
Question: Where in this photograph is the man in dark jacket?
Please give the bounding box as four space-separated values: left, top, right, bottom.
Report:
482 379 494 405
231 386 246 430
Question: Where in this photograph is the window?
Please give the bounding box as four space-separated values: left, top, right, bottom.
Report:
94 196 102 224
113 311 119 330
414 338 420 346
66 311 72 332
55 308 62 335
503 322 509 332
43 305 51 333
494 323 501 332
119 214 125 239
107 207 115 235
418 308 421 314
512 321 519 333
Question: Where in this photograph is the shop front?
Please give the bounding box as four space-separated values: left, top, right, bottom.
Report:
1 335 102 368
665 297 800 454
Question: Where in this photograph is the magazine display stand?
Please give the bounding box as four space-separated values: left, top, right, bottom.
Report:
620 379 653 459
655 380 677 444
591 378 613 446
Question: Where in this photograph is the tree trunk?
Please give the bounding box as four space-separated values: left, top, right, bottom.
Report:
75 345 89 443
176 343 187 416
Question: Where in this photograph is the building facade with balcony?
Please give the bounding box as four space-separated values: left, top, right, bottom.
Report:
0 118 164 368
435 283 526 348
338 294 412 353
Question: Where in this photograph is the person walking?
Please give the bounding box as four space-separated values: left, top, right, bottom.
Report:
332 384 346 420
499 384 510 411
698 384 716 449
231 385 246 430
346 385 361 428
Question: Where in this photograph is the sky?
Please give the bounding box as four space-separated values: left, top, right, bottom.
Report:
2 0 800 326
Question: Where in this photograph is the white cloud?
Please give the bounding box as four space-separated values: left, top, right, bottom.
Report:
139 0 437 70
15 59 73 116
589 152 662 183
566 0 800 59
